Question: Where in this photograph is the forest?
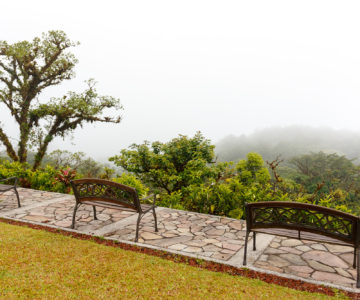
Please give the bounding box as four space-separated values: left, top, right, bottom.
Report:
216 126 360 163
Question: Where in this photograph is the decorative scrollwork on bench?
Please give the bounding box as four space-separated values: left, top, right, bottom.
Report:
252 206 354 239
76 182 135 204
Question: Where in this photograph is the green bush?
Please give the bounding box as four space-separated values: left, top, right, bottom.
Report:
0 160 29 180
0 161 64 193
157 190 185 210
112 173 149 198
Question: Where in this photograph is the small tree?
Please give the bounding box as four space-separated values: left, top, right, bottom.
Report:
0 31 122 170
109 132 215 194
48 150 86 170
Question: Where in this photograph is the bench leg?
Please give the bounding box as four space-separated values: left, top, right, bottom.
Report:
357 247 360 288
253 232 256 251
93 206 97 220
354 246 357 269
152 206 158 232
135 213 142 242
243 231 250 265
14 187 21 208
71 203 80 229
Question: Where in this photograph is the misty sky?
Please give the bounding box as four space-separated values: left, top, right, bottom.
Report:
1 1 360 161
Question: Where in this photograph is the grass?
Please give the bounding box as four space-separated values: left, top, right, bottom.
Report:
0 222 347 299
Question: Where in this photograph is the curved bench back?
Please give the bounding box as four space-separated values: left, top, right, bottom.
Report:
246 201 360 245
71 178 140 211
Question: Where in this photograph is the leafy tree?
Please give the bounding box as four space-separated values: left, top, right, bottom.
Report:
77 157 104 178
48 150 86 170
236 152 270 185
289 151 360 212
181 153 279 218
109 132 215 194
290 152 360 194
0 31 122 170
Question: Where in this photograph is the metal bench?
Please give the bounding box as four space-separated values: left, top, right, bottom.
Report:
70 178 158 242
243 201 360 287
0 177 21 207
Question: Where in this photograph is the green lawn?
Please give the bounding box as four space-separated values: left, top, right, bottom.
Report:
0 222 346 299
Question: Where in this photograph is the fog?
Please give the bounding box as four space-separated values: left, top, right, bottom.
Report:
1 1 360 162
216 126 360 163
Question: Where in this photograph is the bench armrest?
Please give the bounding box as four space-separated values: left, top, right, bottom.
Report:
0 177 18 186
140 194 157 206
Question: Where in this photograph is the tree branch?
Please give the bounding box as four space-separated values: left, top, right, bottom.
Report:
0 126 18 161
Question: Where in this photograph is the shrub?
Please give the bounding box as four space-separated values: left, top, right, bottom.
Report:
0 161 64 193
112 173 149 198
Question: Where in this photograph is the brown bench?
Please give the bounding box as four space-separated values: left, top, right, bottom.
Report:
243 201 360 287
0 177 21 207
70 178 158 242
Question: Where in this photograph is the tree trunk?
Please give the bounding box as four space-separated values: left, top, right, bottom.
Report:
32 135 54 170
18 123 30 163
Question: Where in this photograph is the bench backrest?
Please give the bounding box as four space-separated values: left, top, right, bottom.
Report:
71 178 141 211
246 201 360 245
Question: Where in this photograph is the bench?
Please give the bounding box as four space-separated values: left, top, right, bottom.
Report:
0 177 21 207
70 178 158 242
243 201 360 287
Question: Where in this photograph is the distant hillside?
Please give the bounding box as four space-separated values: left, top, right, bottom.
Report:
215 126 360 163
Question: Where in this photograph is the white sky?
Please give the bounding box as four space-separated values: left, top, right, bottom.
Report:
1 0 360 161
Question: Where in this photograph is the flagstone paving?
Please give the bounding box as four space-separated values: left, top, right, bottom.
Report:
254 236 357 287
9 198 136 232
104 208 246 261
0 186 66 212
0 186 359 291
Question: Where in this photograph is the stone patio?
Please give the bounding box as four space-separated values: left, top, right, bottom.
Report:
0 186 359 292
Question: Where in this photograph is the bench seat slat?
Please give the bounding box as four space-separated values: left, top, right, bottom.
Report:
81 200 152 212
253 227 354 247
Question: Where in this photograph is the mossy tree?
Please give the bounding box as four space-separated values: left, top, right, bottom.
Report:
0 31 122 170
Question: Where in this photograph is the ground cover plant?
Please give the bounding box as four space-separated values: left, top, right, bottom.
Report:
0 222 345 299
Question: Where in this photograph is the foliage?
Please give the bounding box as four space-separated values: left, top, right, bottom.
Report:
182 178 244 217
0 160 28 180
2 131 360 219
99 167 115 180
0 30 122 170
109 132 215 195
48 150 86 170
0 160 64 192
112 144 359 218
46 149 109 178
54 167 77 193
55 168 77 185
294 188 352 214
152 152 280 218
290 152 359 192
290 152 360 213
77 158 105 178
112 133 343 218
112 173 149 198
